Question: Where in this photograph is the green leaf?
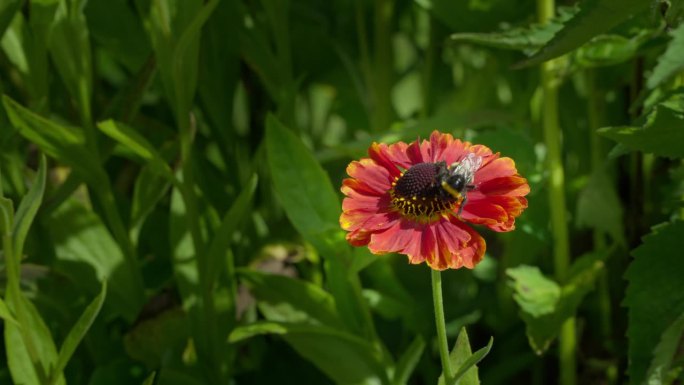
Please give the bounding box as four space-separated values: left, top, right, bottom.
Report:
5 292 63 385
598 105 684 158
508 252 605 354
574 34 639 67
85 0 151 71
648 23 684 89
123 308 189 368
12 155 46 258
265 114 341 250
266 114 371 337
140 0 218 122
449 7 576 54
0 0 22 39
625 221 684 384
645 312 684 385
507 265 561 317
98 119 175 179
0 297 19 326
575 164 625 245
130 162 171 243
229 321 389 385
438 327 493 385
393 336 425 385
48 200 142 321
51 282 107 384
2 96 104 185
517 0 650 67
204 175 257 288
239 270 345 329
142 372 157 385
49 0 93 119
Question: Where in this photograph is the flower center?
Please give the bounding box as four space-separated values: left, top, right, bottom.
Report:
390 162 458 222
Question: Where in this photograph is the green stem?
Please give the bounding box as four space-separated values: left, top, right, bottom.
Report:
371 0 393 131
537 1 575 384
431 269 454 382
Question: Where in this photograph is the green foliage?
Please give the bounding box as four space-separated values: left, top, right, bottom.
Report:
625 221 684 384
508 253 605 354
518 0 650 67
438 328 493 385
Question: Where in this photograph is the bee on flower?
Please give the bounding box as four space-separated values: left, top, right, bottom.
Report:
340 131 529 271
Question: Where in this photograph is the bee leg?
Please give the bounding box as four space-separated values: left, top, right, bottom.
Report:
456 194 468 218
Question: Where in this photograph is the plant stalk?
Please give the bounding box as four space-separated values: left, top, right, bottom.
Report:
537 0 575 384
431 269 454 382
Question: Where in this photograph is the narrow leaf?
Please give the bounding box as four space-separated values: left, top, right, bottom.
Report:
12 155 46 258
98 119 175 179
393 336 425 385
51 282 107 384
204 175 257 287
438 327 492 385
0 297 19 326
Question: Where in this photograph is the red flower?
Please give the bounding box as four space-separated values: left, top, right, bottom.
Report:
340 131 529 270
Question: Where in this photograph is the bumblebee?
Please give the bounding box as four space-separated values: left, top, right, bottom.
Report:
437 153 482 216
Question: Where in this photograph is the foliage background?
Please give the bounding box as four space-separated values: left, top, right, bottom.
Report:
1 0 684 384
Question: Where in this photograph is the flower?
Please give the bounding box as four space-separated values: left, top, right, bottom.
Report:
340 131 529 270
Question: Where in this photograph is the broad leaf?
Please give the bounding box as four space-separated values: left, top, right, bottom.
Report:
648 23 684 89
48 200 142 321
625 221 684 384
239 270 344 329
574 34 639 68
438 327 492 385
518 0 650 67
507 265 560 317
599 105 684 158
266 114 372 337
508 252 605 354
644 312 684 385
576 164 625 245
229 321 389 385
450 7 576 54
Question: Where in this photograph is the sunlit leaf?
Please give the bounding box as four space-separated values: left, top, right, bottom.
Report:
508 252 605 354
507 265 560 317
240 270 344 329
574 34 639 67
625 221 684 384
48 200 142 321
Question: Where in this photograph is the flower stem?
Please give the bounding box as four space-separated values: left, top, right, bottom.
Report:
537 0 576 384
431 269 454 382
